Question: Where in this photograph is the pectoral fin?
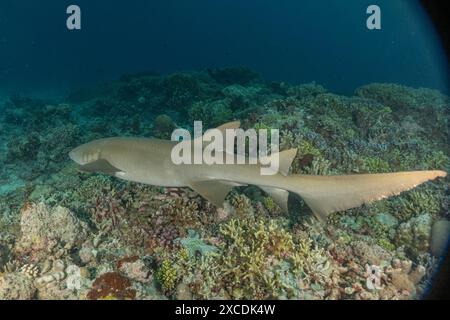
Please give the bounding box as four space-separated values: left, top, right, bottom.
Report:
260 186 289 212
189 180 235 208
77 159 122 175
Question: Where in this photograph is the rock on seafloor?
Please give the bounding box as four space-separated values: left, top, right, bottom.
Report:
431 220 450 257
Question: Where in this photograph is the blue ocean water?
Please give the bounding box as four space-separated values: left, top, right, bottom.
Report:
0 0 448 96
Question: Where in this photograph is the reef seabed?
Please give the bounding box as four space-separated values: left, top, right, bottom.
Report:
0 67 449 300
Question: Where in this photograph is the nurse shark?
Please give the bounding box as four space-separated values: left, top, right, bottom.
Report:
69 121 447 221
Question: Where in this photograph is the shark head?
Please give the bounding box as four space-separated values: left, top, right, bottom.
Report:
69 138 122 175
69 140 101 165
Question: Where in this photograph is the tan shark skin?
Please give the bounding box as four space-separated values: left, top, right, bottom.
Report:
69 123 447 221
69 136 290 189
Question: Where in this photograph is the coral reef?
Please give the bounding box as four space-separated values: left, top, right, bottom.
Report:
87 272 136 300
395 214 433 256
16 202 88 260
0 272 36 300
152 114 177 139
185 217 339 299
0 68 448 300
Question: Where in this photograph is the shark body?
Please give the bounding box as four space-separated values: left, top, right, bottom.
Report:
69 122 447 221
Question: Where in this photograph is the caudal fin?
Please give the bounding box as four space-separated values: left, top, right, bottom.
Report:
288 170 447 222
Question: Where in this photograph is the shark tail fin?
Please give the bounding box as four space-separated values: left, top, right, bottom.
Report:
288 170 447 222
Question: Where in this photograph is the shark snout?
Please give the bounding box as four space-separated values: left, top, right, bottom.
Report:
69 147 81 164
69 144 99 165
69 144 90 165
68 149 77 162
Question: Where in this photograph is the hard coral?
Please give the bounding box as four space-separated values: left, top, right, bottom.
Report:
395 214 432 255
163 73 200 110
6 133 41 162
384 259 426 299
152 114 176 139
156 260 178 291
87 272 136 300
189 99 232 128
118 258 152 283
16 202 89 260
0 272 36 300
356 83 449 111
192 217 336 299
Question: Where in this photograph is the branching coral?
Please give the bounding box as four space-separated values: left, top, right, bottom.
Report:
189 217 337 299
390 188 443 221
156 259 178 291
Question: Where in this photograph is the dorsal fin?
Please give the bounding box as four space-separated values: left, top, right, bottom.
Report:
260 148 298 176
189 121 240 146
278 148 298 175
216 120 241 133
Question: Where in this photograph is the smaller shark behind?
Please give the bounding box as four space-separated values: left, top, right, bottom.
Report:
69 121 447 221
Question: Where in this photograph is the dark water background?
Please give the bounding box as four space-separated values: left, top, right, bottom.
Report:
0 0 448 97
